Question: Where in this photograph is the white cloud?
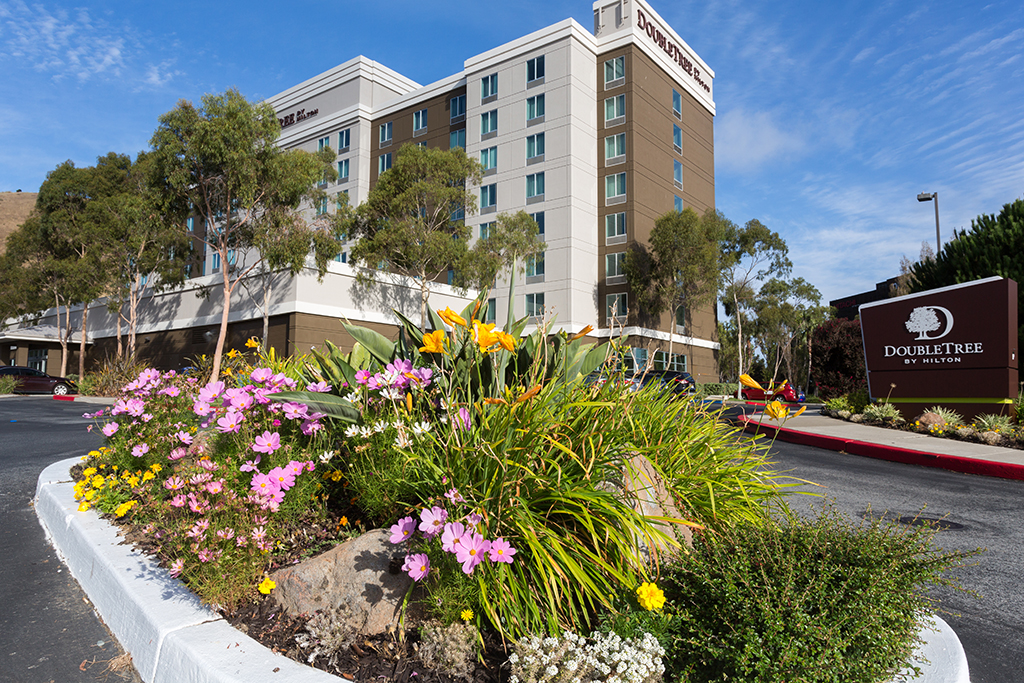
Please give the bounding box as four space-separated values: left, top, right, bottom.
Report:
142 61 181 88
716 108 807 174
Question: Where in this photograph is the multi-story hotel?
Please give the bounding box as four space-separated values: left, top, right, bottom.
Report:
264 0 719 379
2 0 719 380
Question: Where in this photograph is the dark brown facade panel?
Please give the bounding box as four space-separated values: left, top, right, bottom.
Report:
370 86 466 184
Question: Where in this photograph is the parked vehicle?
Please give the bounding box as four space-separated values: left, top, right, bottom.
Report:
741 379 802 403
0 365 78 395
628 370 697 396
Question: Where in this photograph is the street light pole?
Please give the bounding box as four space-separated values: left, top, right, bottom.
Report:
917 192 941 251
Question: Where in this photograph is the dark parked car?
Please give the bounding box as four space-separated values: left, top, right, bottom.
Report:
628 370 697 396
741 379 802 403
0 365 78 395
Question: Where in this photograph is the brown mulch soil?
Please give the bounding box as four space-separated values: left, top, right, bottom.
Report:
820 409 1024 449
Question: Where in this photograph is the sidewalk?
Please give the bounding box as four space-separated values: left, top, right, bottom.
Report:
738 406 1024 480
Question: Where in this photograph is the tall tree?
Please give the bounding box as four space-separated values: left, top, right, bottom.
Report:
719 219 791 393
750 277 826 387
149 89 336 381
458 210 545 291
349 144 484 328
624 207 729 361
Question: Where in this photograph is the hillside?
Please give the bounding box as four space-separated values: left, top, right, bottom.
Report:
0 191 37 255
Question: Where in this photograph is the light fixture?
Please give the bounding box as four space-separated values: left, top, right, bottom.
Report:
917 192 941 251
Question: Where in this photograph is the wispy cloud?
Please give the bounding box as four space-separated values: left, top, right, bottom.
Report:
716 108 807 173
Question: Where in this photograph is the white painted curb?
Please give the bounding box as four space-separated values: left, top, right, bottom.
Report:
34 457 338 683
35 456 970 683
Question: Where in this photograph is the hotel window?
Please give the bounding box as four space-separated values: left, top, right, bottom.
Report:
605 172 626 204
674 195 683 212
526 172 545 201
526 132 545 161
479 222 494 240
481 73 497 101
338 129 351 151
672 89 682 118
526 292 545 318
413 108 428 134
673 124 682 154
337 159 349 182
316 197 328 216
604 94 625 125
607 292 627 321
337 194 349 214
379 121 392 146
481 184 497 210
211 251 221 272
529 211 545 238
334 251 348 263
450 94 466 122
526 252 545 279
605 132 625 163
186 217 195 232
605 212 626 244
527 55 545 83
485 298 497 324
606 252 626 282
654 350 687 372
378 152 392 174
481 110 498 138
604 55 625 87
527 97 546 126
480 146 498 172
450 128 466 149
451 205 465 221
674 160 683 189
317 136 331 152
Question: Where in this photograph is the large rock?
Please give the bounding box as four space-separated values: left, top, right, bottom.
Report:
916 412 946 428
269 528 413 635
624 454 694 555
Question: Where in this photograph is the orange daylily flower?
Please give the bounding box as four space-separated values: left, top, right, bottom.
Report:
483 397 508 405
438 307 467 328
473 321 501 352
739 374 763 391
569 325 594 342
515 385 542 403
419 329 446 354
495 330 516 352
765 400 787 420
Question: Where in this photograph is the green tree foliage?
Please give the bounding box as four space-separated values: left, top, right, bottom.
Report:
911 198 1024 349
624 208 728 360
809 317 866 400
149 89 339 380
458 209 545 293
349 144 484 328
751 277 828 389
719 219 791 390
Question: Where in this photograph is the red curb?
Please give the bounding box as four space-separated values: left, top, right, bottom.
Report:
52 395 75 401
740 416 1024 481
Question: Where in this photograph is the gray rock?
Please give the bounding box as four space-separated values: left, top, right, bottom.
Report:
624 454 693 554
837 410 852 419
916 412 946 428
849 414 864 423
979 431 1003 446
269 528 413 635
957 427 977 439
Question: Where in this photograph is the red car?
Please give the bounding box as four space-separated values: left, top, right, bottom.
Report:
0 365 78 395
741 380 802 403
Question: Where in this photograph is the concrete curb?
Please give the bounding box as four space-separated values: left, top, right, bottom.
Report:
34 457 338 683
741 416 1024 480
35 456 970 683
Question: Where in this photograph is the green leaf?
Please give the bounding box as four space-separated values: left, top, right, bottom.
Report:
268 390 361 423
341 320 396 365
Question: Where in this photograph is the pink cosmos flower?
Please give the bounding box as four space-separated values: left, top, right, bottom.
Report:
389 516 417 544
285 460 305 478
198 459 219 472
125 398 146 417
169 558 185 577
252 387 272 405
197 548 215 563
139 368 161 384
456 407 471 431
216 411 243 433
235 536 248 548
169 447 187 460
251 526 267 542
282 402 309 420
488 537 517 564
252 431 281 454
240 457 262 472
193 401 212 417
441 522 467 553
354 369 372 385
189 472 212 486
164 476 185 491
455 533 491 575
198 381 225 403
267 489 286 506
170 494 187 508
174 430 193 445
216 528 235 540
159 386 181 397
250 473 276 497
102 422 119 437
306 381 332 392
301 419 323 436
250 368 274 384
418 506 448 537
131 443 150 458
444 488 465 504
205 479 225 494
141 413 154 423
267 466 296 491
230 392 253 411
467 512 483 526
403 553 430 581
187 494 210 514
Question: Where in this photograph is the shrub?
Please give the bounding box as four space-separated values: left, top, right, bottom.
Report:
823 396 851 413
0 375 15 394
697 382 737 398
416 621 481 681
845 388 870 414
660 506 978 683
87 354 149 397
863 402 902 423
973 413 1013 433
508 630 665 683
928 406 964 427
810 318 866 400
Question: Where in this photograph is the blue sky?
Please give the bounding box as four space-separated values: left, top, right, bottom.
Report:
2 0 1022 305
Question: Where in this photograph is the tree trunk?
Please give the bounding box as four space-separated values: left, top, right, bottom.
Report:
734 292 744 398
115 304 123 358
806 334 814 396
667 304 676 370
78 304 88 379
210 246 232 383
262 268 272 346
128 273 141 358
58 297 69 378
420 277 429 330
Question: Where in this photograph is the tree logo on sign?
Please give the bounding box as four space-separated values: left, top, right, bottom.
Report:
905 306 954 340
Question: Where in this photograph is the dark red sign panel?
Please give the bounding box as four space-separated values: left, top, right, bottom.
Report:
859 277 1017 412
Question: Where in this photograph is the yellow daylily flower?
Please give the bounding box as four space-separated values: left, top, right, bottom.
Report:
226 348 239 359
473 321 500 352
494 330 516 352
792 405 807 418
245 337 260 349
764 401 788 421
739 374 763 391
419 329 447 354
438 307 467 328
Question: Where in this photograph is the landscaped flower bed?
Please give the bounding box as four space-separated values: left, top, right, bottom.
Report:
72 303 976 682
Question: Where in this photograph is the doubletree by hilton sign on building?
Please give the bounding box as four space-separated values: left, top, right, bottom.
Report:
859 277 1018 420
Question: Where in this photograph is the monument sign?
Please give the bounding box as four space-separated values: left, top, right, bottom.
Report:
859 276 1018 420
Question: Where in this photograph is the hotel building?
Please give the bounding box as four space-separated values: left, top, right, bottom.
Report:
2 0 719 379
